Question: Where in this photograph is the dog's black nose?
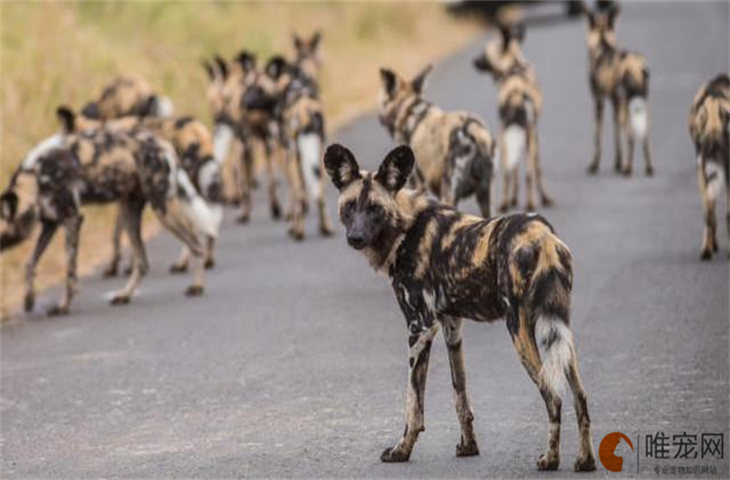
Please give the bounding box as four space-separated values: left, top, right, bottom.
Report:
347 233 366 250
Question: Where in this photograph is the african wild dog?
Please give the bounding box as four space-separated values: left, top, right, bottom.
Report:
323 143 596 471
582 3 654 176
81 74 174 120
473 23 553 212
56 107 224 274
263 52 334 239
688 73 730 260
203 51 284 225
0 124 216 315
378 66 496 218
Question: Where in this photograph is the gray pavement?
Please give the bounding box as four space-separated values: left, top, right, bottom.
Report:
1 2 728 477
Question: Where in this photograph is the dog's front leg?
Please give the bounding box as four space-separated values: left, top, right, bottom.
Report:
381 322 439 463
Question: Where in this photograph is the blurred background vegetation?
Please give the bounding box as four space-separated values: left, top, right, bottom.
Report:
0 1 480 318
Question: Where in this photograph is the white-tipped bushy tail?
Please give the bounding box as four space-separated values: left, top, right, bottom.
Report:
629 97 648 140
535 317 574 395
213 123 235 166
297 133 323 201
154 96 175 117
504 125 526 172
176 170 218 239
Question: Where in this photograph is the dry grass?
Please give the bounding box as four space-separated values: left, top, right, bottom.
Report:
0 2 481 318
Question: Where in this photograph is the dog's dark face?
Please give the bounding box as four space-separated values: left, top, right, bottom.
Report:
324 144 414 250
473 24 525 80
378 66 432 134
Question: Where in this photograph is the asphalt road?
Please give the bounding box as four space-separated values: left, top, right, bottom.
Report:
2 2 728 477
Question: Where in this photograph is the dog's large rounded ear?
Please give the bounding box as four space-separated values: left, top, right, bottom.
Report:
379 68 397 97
375 145 414 193
580 1 596 28
81 101 100 119
498 23 511 51
235 50 257 72
203 59 216 80
411 64 432 95
310 31 322 50
606 2 620 28
214 55 229 79
473 52 492 73
266 55 288 80
324 143 361 191
293 33 304 51
56 105 76 133
514 23 526 44
0 191 18 221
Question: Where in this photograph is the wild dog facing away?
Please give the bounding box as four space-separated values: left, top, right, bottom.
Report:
473 23 554 212
582 2 654 176
0 125 216 315
204 51 285 225
323 143 597 471
264 52 334 240
378 65 496 218
56 106 224 275
688 73 730 261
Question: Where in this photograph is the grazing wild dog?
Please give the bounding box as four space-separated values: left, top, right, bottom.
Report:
324 143 596 471
263 52 334 239
473 23 554 212
56 107 224 274
203 51 284 225
688 73 730 260
81 74 174 120
378 66 496 218
0 124 216 315
582 3 654 176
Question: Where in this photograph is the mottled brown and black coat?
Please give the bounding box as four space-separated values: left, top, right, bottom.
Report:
688 73 730 260
378 66 495 219
324 144 596 472
473 24 553 212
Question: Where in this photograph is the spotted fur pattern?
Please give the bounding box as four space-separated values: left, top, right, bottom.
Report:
473 24 553 212
81 75 173 120
582 3 654 176
324 144 596 472
688 73 730 260
378 66 495 218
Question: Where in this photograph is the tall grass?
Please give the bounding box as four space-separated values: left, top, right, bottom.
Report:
0 2 480 318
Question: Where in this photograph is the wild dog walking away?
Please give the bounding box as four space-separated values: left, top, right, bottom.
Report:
263 41 334 239
0 123 216 315
689 73 730 260
56 106 224 274
582 2 654 176
378 66 496 218
473 23 553 212
324 143 596 471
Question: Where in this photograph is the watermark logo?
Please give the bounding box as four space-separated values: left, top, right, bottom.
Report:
599 432 634 472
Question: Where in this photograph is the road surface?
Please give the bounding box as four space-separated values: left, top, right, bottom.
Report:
2 2 728 477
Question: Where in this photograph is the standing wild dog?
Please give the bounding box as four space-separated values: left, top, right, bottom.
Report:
323 143 596 472
81 74 174 120
0 126 216 315
582 3 654 176
688 73 730 260
473 23 553 212
203 51 284 224
378 66 495 218
56 107 224 274
264 53 334 239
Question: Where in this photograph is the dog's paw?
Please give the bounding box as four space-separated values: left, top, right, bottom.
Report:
455 439 479 457
23 292 35 312
204 258 215 270
380 446 410 463
537 453 560 471
47 305 69 317
169 263 188 274
109 294 130 306
185 285 204 297
574 455 596 472
288 228 305 242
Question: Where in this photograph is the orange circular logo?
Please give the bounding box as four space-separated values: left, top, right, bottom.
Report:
599 432 634 472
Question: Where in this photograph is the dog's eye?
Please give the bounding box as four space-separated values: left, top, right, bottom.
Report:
367 204 383 216
341 201 356 219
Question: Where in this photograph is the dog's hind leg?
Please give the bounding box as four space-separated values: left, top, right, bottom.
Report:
103 207 123 278
441 316 479 457
587 95 603 174
48 214 83 316
264 137 283 221
567 353 597 471
508 307 562 471
109 199 146 305
529 129 553 207
170 245 190 273
23 219 59 312
381 323 439 463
